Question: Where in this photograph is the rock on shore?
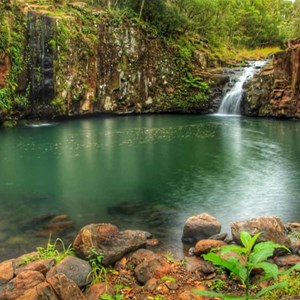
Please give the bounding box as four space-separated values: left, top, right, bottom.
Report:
0 216 299 299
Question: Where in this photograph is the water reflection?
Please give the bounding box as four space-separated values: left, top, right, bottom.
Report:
0 115 299 259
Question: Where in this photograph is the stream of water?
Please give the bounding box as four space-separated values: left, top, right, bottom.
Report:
0 115 299 260
218 61 266 115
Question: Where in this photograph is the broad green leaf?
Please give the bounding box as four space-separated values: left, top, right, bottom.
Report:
253 241 287 253
192 290 224 297
255 261 278 281
203 252 247 283
250 247 274 264
221 245 247 255
256 281 288 297
240 231 252 249
245 231 262 253
192 290 248 299
280 262 300 275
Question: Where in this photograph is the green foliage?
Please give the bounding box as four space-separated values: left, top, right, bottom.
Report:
175 38 195 69
36 237 74 263
117 0 186 37
292 0 300 38
0 3 28 116
161 275 176 283
207 278 227 292
87 248 108 285
262 270 300 299
164 251 175 263
22 237 74 264
182 72 209 92
51 97 66 114
194 231 293 299
100 294 123 300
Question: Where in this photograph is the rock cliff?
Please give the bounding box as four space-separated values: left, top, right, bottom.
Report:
0 1 227 124
244 39 300 118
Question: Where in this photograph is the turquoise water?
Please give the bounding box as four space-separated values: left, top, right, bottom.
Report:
0 115 299 259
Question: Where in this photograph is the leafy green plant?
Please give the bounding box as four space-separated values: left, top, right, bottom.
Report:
182 72 209 91
207 278 227 292
35 237 74 263
193 231 299 299
87 248 107 285
262 270 300 299
22 236 74 265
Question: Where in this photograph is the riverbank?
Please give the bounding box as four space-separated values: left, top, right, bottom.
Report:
0 214 300 299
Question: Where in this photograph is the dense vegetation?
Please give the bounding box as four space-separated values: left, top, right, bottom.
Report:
0 0 299 124
83 0 297 47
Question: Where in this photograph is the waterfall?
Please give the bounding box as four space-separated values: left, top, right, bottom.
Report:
28 11 55 107
217 61 265 115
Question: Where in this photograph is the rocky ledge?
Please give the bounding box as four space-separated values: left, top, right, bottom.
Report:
0 215 300 300
243 38 300 118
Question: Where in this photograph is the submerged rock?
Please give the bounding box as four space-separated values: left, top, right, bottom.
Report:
182 213 221 244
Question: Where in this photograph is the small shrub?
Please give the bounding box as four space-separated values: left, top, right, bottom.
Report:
87 248 107 285
21 236 74 265
194 231 300 299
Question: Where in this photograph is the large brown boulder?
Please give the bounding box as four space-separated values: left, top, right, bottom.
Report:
73 223 149 266
182 213 221 244
231 216 291 247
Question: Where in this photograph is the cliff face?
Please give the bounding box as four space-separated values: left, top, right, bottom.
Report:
0 2 226 124
244 39 300 118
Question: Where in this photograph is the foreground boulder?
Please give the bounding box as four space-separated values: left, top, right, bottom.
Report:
46 256 91 287
73 223 150 266
182 213 221 244
231 216 291 247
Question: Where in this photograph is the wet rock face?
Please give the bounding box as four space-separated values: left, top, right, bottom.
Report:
0 5 231 123
27 11 55 109
244 39 300 118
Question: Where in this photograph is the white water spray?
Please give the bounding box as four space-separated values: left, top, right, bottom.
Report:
218 61 266 115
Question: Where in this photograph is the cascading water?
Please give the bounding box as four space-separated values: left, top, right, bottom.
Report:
218 61 266 115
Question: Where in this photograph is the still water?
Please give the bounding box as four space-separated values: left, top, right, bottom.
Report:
0 115 299 259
